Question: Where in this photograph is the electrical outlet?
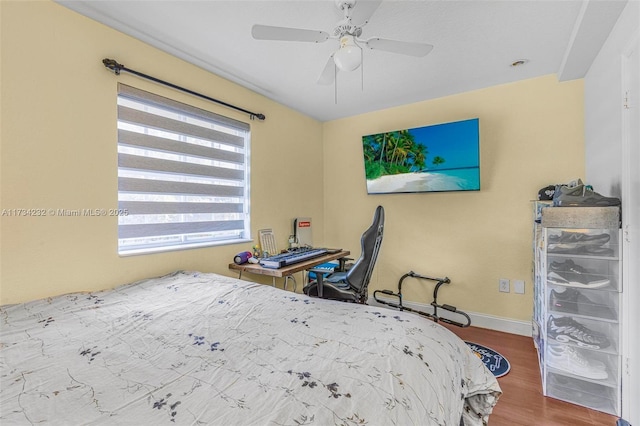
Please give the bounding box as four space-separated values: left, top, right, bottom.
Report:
514 280 525 294
499 278 510 293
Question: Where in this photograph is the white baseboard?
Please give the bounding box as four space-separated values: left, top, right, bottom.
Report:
368 296 532 337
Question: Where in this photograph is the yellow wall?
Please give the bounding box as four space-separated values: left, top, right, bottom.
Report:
0 0 323 304
322 75 584 321
1 1 586 324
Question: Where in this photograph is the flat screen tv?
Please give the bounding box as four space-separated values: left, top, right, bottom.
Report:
361 118 480 194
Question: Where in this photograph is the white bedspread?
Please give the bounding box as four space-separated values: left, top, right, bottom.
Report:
0 271 500 425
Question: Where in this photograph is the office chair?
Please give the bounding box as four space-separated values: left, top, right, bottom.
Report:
303 205 384 304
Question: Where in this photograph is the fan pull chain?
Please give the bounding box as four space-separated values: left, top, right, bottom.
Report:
361 49 364 92
334 65 338 104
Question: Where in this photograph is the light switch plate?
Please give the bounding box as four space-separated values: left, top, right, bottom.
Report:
499 279 510 293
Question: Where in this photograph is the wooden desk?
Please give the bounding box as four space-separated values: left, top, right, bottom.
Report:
229 250 350 292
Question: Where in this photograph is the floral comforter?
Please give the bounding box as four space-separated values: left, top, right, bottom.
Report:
0 271 500 425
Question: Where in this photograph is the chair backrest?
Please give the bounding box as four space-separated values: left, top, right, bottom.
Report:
345 205 384 303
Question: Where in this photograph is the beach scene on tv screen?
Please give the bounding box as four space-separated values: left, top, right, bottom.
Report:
362 118 480 194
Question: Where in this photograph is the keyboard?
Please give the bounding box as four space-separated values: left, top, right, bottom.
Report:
259 248 328 269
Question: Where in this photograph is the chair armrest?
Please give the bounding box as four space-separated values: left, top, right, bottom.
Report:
308 267 334 277
336 257 354 272
308 267 332 298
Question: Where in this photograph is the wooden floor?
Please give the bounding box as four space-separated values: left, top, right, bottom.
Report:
444 325 618 426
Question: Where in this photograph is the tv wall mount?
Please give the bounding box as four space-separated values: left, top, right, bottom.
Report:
373 270 471 328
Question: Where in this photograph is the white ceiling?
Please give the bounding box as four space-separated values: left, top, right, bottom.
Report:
57 0 628 122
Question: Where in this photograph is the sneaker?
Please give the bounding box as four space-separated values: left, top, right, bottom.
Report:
548 231 610 248
547 316 610 349
548 344 607 370
548 245 616 256
579 246 616 256
547 260 610 288
553 183 621 207
538 185 557 201
547 345 608 380
549 288 615 320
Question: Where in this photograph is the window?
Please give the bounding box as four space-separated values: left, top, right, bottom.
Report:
117 84 250 255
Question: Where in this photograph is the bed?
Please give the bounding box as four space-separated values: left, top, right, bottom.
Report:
0 271 501 425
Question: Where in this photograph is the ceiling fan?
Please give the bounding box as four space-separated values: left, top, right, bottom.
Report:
251 0 433 86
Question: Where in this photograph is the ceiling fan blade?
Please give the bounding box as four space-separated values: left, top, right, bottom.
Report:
365 37 434 57
252 24 330 43
317 55 336 85
350 0 382 27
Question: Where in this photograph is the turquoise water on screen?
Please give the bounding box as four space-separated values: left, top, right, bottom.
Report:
428 167 480 191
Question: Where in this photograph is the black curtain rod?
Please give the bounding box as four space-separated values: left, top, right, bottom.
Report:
102 58 265 121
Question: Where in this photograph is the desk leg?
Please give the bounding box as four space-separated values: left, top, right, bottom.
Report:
283 275 297 293
272 277 276 287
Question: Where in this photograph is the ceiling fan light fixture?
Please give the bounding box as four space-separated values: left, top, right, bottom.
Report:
333 35 361 71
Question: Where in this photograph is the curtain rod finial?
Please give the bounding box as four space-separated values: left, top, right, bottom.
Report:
103 58 124 75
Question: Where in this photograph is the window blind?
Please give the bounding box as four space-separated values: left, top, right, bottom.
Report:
117 84 250 255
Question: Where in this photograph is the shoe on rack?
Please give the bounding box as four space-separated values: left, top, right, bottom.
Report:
579 246 616 256
548 245 616 256
547 344 608 380
548 231 610 248
538 185 557 201
553 182 621 207
548 344 607 370
547 315 610 349
549 288 615 320
547 260 610 288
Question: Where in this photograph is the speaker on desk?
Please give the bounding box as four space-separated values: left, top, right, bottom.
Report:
234 251 252 265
